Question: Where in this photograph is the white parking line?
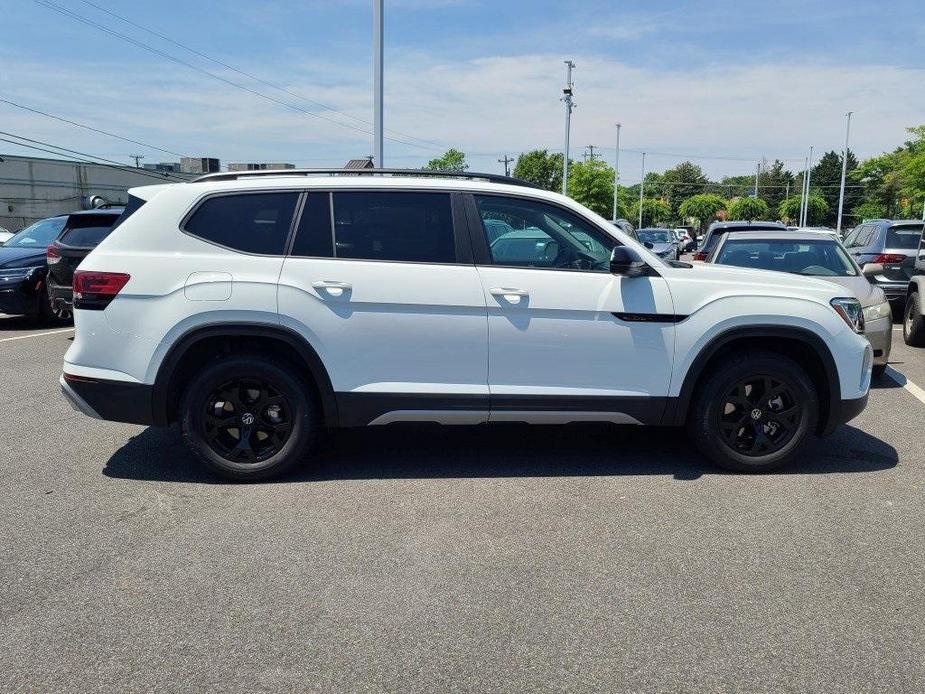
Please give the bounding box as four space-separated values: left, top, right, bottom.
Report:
0 328 75 343
884 365 925 406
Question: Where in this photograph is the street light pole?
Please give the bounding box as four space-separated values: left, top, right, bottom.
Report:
373 0 384 168
753 161 760 199
561 60 576 195
836 111 853 234
799 156 808 226
803 145 814 226
638 152 646 229
612 123 621 222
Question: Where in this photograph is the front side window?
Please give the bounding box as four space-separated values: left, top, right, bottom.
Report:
4 217 66 248
716 239 857 276
184 192 299 255
331 192 455 263
475 195 617 271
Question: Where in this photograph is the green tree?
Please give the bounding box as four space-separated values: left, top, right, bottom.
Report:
778 194 828 225
661 161 708 215
727 196 771 221
566 159 615 218
512 149 563 191
629 198 671 227
678 193 727 234
425 148 468 172
811 150 859 226
757 159 795 216
851 200 887 221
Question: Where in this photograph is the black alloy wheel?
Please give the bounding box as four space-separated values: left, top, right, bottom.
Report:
201 378 292 463
717 375 802 457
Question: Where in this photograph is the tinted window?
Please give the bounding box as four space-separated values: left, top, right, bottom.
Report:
5 217 66 248
848 225 876 248
59 215 120 247
185 192 298 254
476 195 617 271
290 193 334 257
331 192 455 263
716 239 857 276
886 225 923 249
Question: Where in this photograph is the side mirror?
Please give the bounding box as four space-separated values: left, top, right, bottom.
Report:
862 262 883 280
610 246 650 277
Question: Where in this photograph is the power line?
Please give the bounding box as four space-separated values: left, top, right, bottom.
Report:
0 97 190 159
0 130 188 182
33 0 441 152
74 0 445 151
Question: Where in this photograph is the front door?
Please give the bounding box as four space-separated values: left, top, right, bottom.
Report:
467 193 676 424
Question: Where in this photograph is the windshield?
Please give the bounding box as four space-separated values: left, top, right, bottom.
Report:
638 229 671 244
4 217 66 249
716 239 858 277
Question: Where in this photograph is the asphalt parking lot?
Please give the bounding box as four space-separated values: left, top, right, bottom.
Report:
1 315 923 693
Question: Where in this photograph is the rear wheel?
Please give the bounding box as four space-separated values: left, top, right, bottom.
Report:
37 294 72 325
903 292 925 347
180 356 318 481
687 351 818 472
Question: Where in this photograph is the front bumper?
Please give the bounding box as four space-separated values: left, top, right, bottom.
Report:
865 316 893 366
827 393 869 432
0 284 40 316
60 373 155 425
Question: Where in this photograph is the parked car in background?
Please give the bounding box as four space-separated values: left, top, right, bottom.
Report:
0 216 68 321
708 231 892 377
638 228 681 260
795 227 840 242
61 169 871 481
0 225 14 245
674 228 696 252
694 220 788 261
901 222 925 347
46 207 124 321
842 219 924 310
612 218 639 242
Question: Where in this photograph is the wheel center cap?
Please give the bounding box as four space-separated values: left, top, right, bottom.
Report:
241 412 255 425
750 408 763 421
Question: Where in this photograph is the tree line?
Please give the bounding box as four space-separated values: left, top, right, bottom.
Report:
422 125 925 232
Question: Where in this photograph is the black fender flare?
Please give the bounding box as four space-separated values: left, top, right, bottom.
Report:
664 325 841 434
151 323 338 427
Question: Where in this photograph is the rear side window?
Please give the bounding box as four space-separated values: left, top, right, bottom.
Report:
848 225 876 248
60 215 119 247
886 225 923 249
331 192 455 263
184 192 299 255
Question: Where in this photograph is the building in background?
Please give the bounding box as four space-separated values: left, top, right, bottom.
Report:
142 162 182 173
344 158 375 170
227 162 296 172
0 154 193 231
180 157 220 174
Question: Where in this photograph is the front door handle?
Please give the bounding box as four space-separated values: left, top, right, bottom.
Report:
312 280 352 297
489 287 529 304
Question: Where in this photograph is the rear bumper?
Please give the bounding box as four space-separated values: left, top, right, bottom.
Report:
60 373 155 425
47 280 73 310
875 281 909 300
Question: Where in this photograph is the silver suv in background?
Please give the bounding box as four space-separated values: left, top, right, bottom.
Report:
843 219 924 309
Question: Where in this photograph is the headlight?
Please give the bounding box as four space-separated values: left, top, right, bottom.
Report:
831 297 865 334
862 300 892 323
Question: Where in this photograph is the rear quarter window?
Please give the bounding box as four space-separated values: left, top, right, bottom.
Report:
184 192 299 255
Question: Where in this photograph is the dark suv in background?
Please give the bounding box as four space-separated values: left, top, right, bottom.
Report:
694 220 788 261
842 219 924 310
46 207 124 320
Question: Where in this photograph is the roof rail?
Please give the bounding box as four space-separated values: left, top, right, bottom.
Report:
192 167 541 189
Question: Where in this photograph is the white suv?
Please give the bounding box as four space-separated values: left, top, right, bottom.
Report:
61 170 872 480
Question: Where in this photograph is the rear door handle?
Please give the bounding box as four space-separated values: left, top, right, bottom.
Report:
489 287 529 304
312 280 352 297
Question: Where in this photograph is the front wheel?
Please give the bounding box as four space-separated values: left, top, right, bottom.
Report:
687 351 818 472
904 292 925 347
180 355 318 481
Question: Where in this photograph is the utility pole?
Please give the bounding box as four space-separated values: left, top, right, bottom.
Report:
753 161 760 199
130 154 144 168
373 0 384 168
586 144 597 162
638 152 646 229
612 123 621 222
561 60 576 195
498 154 514 177
836 111 853 234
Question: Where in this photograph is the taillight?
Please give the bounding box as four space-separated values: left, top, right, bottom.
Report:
871 254 906 264
73 270 130 311
694 251 707 261
47 244 61 265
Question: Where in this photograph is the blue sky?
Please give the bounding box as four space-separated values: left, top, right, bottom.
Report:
2 0 924 179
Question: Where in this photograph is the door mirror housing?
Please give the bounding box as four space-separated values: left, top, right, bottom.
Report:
861 262 884 280
610 246 650 277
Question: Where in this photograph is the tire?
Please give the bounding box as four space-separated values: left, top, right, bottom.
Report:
37 293 72 325
687 350 818 473
872 363 887 379
180 355 318 481
903 292 925 347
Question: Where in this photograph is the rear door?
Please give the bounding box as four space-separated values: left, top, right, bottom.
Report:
48 213 119 287
278 190 489 425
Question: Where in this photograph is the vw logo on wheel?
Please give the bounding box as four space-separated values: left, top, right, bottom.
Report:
241 412 255 425
750 408 763 421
